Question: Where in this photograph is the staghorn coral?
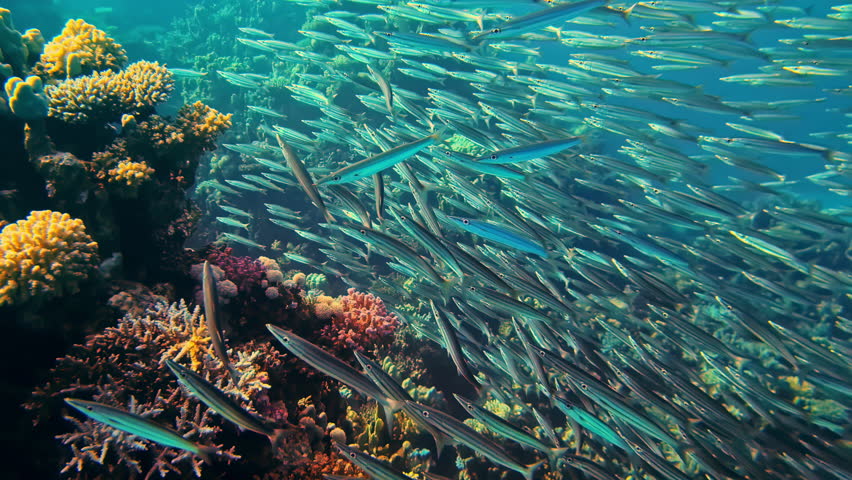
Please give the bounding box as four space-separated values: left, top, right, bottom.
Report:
30 300 285 479
33 18 127 79
45 60 173 124
319 288 400 354
277 451 366 480
0 210 98 306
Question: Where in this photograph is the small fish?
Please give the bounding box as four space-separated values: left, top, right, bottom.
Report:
224 179 266 193
216 216 250 231
221 232 266 250
334 442 416 480
247 105 286 119
450 216 548 256
317 133 440 185
238 27 274 38
266 325 397 429
219 205 252 218
275 135 335 222
166 360 290 444
201 261 239 384
168 68 208 78
474 137 582 164
64 399 218 462
404 401 544 480
473 0 606 41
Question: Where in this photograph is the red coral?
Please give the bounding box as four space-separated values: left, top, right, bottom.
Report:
319 288 399 354
205 246 266 293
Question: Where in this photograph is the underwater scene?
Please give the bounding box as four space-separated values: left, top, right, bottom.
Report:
0 0 849 479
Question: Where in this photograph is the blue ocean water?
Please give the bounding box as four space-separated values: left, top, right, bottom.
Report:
3 0 850 479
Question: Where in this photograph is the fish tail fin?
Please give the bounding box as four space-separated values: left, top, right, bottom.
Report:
548 446 570 466
620 3 638 26
523 460 546 480
197 445 219 464
379 403 396 436
322 208 336 223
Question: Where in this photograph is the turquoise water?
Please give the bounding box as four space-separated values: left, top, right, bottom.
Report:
3 1 850 479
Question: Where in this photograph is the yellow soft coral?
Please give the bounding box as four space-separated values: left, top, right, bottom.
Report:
0 210 99 306
34 18 127 79
45 60 173 123
4 75 48 119
107 159 154 193
176 101 232 149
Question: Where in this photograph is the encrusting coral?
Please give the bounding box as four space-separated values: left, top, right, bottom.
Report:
0 210 99 306
33 18 127 79
45 60 173 123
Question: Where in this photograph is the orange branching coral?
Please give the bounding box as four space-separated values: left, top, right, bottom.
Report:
45 60 173 123
278 451 366 480
0 210 99 306
34 18 127 79
176 100 233 150
136 115 185 151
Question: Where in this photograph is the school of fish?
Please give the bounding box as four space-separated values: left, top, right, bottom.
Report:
86 0 851 479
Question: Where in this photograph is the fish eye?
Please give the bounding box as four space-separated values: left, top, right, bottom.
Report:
580 383 588 390
422 410 430 417
349 452 356 458
334 175 341 180
359 229 367 234
468 286 476 292
462 219 470 225
490 154 498 160
491 28 501 33
537 349 546 357
86 406 93 411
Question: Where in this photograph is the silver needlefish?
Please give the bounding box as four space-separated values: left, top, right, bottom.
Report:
215 216 249 231
266 324 398 428
453 393 569 465
221 232 266 250
166 360 291 445
334 442 416 480
64 398 218 462
430 299 483 392
316 133 439 185
449 216 548 256
404 401 544 480
202 261 239 384
275 135 335 223
367 64 394 115
473 1 607 41
474 137 581 164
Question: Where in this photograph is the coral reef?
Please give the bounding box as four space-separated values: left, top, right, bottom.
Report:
45 60 173 124
28 300 287 479
319 288 400 354
0 210 98 306
33 18 127 79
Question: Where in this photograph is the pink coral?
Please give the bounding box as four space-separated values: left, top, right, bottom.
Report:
204 247 265 294
319 288 399 353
